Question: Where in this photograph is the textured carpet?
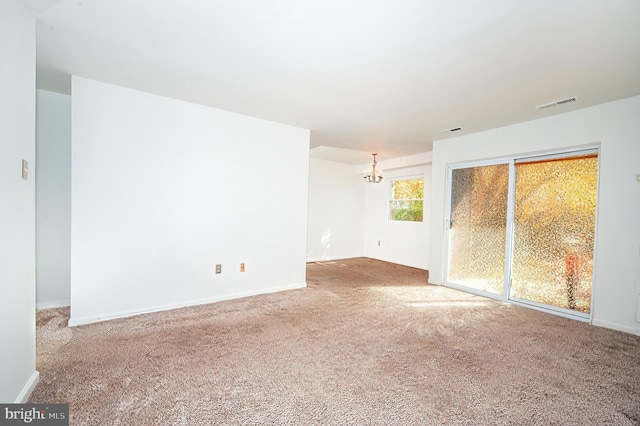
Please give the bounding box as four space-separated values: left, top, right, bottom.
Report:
30 258 639 425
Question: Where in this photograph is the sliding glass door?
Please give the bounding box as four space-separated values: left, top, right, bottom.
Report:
447 163 510 296
446 149 598 318
510 152 598 315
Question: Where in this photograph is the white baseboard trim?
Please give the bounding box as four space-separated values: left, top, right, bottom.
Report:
36 299 70 310
306 255 364 263
592 319 640 336
68 282 307 327
15 371 39 403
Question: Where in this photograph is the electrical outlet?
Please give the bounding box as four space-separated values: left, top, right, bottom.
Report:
240 263 245 272
215 264 222 274
378 240 381 246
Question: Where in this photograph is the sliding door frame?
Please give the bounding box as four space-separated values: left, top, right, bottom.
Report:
444 146 600 322
443 157 513 302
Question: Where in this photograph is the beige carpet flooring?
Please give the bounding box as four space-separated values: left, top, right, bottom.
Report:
29 258 639 425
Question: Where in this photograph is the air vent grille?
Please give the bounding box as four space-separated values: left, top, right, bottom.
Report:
536 97 578 110
437 127 463 133
556 97 578 105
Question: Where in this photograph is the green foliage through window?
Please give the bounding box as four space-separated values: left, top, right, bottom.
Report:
389 178 424 222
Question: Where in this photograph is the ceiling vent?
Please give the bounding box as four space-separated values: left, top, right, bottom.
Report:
535 97 578 110
436 127 463 133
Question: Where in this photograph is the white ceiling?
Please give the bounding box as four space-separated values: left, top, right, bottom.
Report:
31 0 640 162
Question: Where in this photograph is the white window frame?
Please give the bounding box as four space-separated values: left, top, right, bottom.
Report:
387 175 425 222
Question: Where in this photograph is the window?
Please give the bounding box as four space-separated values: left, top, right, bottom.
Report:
389 177 424 222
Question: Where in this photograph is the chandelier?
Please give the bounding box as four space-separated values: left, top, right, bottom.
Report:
363 153 383 183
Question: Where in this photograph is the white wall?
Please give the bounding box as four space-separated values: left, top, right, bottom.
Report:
307 158 364 261
36 90 71 309
0 0 38 402
430 95 640 335
70 77 310 326
363 164 432 270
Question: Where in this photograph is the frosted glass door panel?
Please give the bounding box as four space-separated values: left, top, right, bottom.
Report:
511 154 598 313
447 164 509 295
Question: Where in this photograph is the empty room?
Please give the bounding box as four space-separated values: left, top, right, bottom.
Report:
2 0 639 424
